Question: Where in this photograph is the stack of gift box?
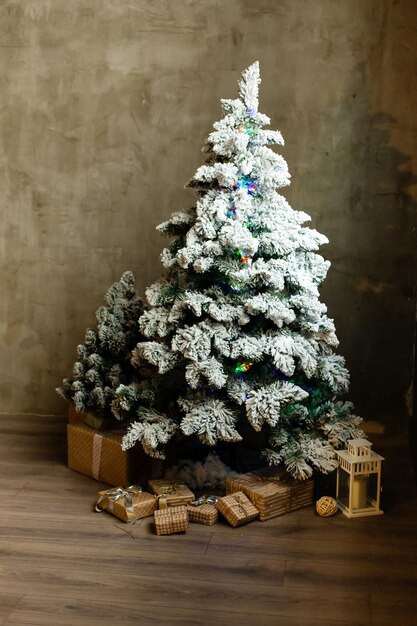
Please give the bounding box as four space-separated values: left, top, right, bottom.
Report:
94 474 313 534
67 405 315 535
225 467 314 521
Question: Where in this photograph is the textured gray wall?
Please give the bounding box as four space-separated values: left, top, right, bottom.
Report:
0 0 416 426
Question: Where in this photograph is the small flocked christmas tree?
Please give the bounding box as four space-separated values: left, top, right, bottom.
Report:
119 62 364 478
57 271 146 423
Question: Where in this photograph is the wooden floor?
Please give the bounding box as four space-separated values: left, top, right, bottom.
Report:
0 414 416 626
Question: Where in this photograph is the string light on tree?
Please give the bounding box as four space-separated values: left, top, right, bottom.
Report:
238 123 256 137
228 281 243 294
236 249 253 266
235 362 254 375
227 205 238 219
234 176 257 195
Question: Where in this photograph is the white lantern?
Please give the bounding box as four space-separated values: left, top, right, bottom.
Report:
336 438 384 518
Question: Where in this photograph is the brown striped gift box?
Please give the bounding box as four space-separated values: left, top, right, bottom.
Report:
154 505 189 535
148 479 195 508
225 467 314 521
216 491 259 527
95 487 157 523
67 423 149 487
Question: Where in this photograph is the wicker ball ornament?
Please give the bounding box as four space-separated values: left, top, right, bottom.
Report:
315 496 338 517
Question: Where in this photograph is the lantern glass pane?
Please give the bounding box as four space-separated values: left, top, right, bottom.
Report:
338 468 350 509
366 472 379 506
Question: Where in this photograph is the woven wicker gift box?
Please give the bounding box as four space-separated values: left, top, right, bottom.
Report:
154 505 189 535
67 423 148 487
95 486 157 523
187 497 218 526
225 467 314 521
148 479 195 508
216 491 259 528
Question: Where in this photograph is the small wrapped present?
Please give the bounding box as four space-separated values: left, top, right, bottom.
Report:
95 486 157 523
216 491 259 528
148 479 195 508
67 423 150 486
154 505 189 535
225 467 314 521
187 496 219 526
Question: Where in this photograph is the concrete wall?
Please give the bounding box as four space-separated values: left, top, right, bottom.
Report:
0 0 416 426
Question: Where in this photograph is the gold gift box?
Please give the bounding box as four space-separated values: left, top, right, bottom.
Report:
148 479 195 508
225 467 314 521
216 491 259 528
96 487 157 523
154 505 189 535
187 502 218 526
67 423 148 487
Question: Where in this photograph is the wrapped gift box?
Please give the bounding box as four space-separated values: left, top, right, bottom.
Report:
67 423 149 486
148 479 194 508
216 491 259 528
154 505 189 535
225 467 314 521
95 486 157 523
187 498 218 526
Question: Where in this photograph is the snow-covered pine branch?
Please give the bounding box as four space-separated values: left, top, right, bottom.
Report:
178 396 242 446
246 381 309 430
121 408 179 458
239 60 261 115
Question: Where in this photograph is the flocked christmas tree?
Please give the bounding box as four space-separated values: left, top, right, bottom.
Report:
119 62 364 478
57 271 146 423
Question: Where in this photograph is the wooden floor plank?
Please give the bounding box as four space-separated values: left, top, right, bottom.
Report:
0 538 285 587
0 567 370 623
207 529 417 565
370 590 417 626
0 522 211 557
284 558 417 592
4 595 372 626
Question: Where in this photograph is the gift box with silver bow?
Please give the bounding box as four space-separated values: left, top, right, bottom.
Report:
148 479 195 508
95 486 157 523
187 496 219 526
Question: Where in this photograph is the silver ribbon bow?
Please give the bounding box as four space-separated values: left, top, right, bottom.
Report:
189 495 219 507
95 485 142 514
